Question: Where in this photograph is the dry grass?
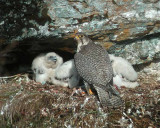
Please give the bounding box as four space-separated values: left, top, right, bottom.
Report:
0 72 159 128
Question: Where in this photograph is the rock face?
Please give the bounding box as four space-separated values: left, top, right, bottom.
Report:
0 0 160 73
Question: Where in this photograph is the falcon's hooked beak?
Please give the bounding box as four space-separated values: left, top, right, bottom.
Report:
74 35 80 40
73 29 79 40
74 34 82 41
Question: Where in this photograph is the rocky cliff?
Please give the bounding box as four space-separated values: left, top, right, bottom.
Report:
0 1 160 127
1 0 160 65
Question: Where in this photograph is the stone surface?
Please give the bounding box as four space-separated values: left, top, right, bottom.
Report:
0 0 160 70
108 36 160 64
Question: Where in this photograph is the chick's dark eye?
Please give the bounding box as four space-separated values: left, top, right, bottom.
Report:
49 56 53 59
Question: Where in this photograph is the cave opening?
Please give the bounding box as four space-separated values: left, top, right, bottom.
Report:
0 37 76 76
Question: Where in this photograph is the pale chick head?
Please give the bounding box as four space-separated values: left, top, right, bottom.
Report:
44 52 63 69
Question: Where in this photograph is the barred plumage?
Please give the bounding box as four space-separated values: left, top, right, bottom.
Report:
74 33 123 108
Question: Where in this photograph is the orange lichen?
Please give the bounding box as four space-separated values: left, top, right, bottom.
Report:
63 29 79 39
103 42 114 49
58 47 75 53
116 28 130 41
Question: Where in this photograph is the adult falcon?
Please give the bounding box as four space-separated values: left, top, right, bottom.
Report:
74 32 123 108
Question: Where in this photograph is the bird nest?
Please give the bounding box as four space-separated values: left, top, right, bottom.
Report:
0 72 159 128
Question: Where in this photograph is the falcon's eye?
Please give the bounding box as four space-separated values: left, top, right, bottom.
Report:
79 35 84 38
75 34 84 40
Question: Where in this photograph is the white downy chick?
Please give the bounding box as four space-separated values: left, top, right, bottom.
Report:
55 59 80 88
44 52 69 87
32 54 49 84
113 74 139 88
32 52 65 86
109 54 138 82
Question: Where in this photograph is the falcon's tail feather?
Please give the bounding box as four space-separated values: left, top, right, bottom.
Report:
94 85 123 108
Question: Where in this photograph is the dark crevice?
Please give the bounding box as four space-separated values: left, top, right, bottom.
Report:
1 32 160 76
0 37 76 76
134 58 160 72
108 32 160 53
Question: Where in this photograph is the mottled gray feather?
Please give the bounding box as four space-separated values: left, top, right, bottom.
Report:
74 36 123 108
74 42 113 86
94 84 123 108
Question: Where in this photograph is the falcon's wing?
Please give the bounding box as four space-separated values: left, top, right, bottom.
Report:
74 43 113 85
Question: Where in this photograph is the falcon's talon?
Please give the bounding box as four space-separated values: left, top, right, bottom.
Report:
89 89 94 95
71 88 86 96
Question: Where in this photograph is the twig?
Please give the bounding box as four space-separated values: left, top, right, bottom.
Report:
0 74 24 79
